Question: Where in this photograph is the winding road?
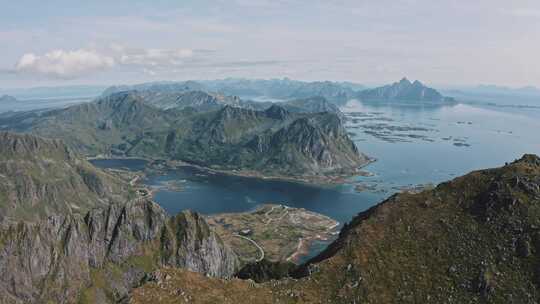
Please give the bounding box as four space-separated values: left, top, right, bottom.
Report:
233 234 265 262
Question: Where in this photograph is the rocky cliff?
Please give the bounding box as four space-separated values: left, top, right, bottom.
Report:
0 132 238 304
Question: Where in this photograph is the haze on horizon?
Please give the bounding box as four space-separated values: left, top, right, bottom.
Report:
1 0 539 89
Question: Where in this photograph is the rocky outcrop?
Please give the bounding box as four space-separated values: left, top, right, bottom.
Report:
0 199 239 304
160 211 238 278
0 132 239 303
258 112 369 175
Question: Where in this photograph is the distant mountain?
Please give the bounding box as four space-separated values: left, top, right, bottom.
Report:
118 89 267 111
101 80 206 97
357 78 455 103
0 94 17 103
0 132 238 303
0 93 369 179
133 154 540 303
104 78 364 105
281 96 344 119
203 78 359 104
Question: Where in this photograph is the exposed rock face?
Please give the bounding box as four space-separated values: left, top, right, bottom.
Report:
0 200 162 303
160 211 238 278
0 200 239 304
0 132 239 303
258 112 368 174
357 77 455 103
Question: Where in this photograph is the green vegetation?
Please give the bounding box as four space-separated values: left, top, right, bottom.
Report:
207 204 339 263
133 154 540 303
0 92 368 180
0 132 131 222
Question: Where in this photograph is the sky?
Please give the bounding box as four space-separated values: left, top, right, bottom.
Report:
1 0 540 89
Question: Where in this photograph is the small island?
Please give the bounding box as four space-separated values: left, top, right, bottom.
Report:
206 204 339 264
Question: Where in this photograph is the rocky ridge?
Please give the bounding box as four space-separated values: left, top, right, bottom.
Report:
0 132 238 304
0 94 369 180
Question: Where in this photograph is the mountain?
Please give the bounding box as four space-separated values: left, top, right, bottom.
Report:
281 96 344 119
357 78 455 103
162 104 368 177
132 154 540 303
203 78 358 104
1 92 174 156
0 93 368 180
119 89 267 111
0 132 130 223
0 132 238 303
101 81 206 97
103 78 363 105
0 95 18 103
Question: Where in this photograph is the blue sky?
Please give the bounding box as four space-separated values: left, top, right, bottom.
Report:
1 0 540 88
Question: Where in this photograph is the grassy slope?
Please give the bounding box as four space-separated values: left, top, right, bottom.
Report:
132 154 540 303
0 132 132 222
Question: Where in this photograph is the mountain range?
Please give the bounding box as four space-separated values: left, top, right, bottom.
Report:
0 91 367 180
101 77 454 105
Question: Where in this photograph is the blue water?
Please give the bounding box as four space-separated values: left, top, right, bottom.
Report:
91 101 540 227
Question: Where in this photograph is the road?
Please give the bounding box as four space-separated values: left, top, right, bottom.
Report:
233 234 265 262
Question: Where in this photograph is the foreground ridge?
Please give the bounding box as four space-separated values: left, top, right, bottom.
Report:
132 154 540 303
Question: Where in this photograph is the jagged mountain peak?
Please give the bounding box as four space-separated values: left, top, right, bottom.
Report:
358 78 453 102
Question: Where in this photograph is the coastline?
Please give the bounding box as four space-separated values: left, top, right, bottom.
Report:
88 155 376 187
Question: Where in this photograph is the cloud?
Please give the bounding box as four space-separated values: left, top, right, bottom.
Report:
14 46 197 78
15 49 115 78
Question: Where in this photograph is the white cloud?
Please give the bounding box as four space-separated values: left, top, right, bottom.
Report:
15 49 115 78
14 46 196 78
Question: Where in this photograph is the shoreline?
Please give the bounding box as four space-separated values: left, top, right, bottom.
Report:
286 220 340 263
88 155 377 186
